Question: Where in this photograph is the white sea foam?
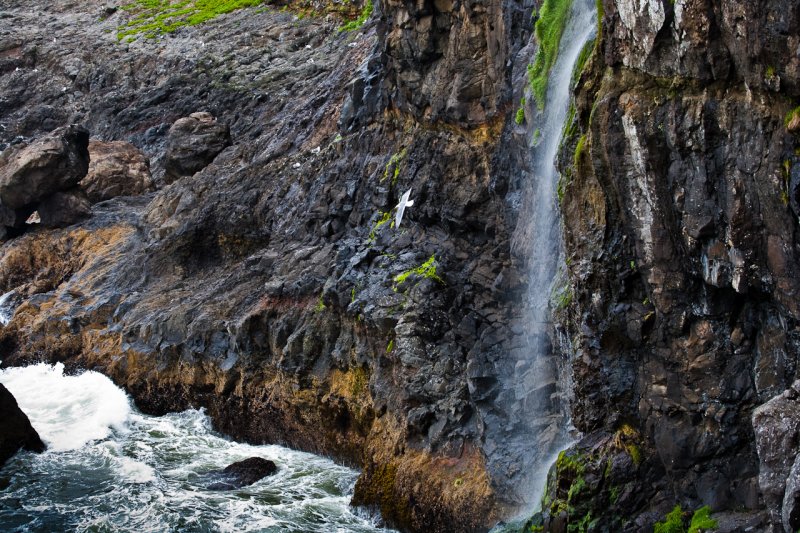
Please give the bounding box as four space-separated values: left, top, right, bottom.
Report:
0 362 131 451
0 363 392 532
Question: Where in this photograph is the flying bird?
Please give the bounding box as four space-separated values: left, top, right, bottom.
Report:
395 189 414 229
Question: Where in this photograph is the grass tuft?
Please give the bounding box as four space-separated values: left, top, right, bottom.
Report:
527 0 574 108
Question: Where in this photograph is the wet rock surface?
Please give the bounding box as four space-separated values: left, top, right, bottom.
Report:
0 383 45 467
544 0 800 530
205 456 278 490
753 380 800 533
0 0 797 530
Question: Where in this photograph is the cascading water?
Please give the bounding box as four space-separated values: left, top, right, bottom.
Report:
488 0 597 517
0 363 395 532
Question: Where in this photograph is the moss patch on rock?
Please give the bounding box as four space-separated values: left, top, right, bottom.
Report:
117 0 266 41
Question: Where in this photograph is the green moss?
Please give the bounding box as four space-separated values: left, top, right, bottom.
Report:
516 107 526 125
609 485 620 504
117 0 265 41
527 0 575 107
785 106 800 128
382 148 407 185
766 65 776 78
595 0 604 34
654 505 686 533
314 292 326 312
563 102 578 139
368 211 392 242
339 0 373 31
574 134 588 170
571 38 594 85
533 128 542 144
688 506 718 533
625 443 641 466
386 339 394 353
394 255 445 287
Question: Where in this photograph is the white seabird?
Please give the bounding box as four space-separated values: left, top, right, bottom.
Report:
395 189 414 229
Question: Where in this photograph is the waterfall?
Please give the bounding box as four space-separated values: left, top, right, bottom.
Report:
520 0 596 507
484 0 597 516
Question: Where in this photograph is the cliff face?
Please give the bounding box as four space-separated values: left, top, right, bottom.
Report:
1 0 798 531
545 0 800 530
0 0 533 531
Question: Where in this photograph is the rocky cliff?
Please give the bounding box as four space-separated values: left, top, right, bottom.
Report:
542 0 800 531
0 0 531 531
0 0 798 531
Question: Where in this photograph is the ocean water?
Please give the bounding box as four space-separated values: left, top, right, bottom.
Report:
0 363 393 533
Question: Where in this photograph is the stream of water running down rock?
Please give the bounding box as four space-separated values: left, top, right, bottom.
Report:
496 0 598 518
0 363 394 533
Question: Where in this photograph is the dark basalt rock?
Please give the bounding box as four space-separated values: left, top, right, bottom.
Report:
206 457 277 490
37 188 91 228
753 380 800 533
0 124 89 209
163 112 231 184
0 384 45 467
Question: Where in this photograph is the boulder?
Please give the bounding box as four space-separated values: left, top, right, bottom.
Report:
0 124 89 209
164 112 231 183
37 189 91 228
0 383 45 467
206 457 277 490
80 140 154 203
752 380 800 532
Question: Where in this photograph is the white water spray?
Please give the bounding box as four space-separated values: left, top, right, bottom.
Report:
0 364 393 532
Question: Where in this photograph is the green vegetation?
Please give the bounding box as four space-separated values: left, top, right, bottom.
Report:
386 339 394 353
571 38 594 84
382 148 407 185
654 505 718 533
394 255 445 288
368 211 392 242
527 0 574 107
688 506 718 533
516 107 526 125
314 292 326 312
785 105 800 128
595 0 604 33
654 506 685 533
533 128 542 144
117 0 265 41
339 0 373 31
574 134 588 169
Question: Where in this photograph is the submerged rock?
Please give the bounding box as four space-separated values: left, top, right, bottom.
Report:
206 457 277 490
164 112 230 184
0 384 45 467
81 140 153 203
